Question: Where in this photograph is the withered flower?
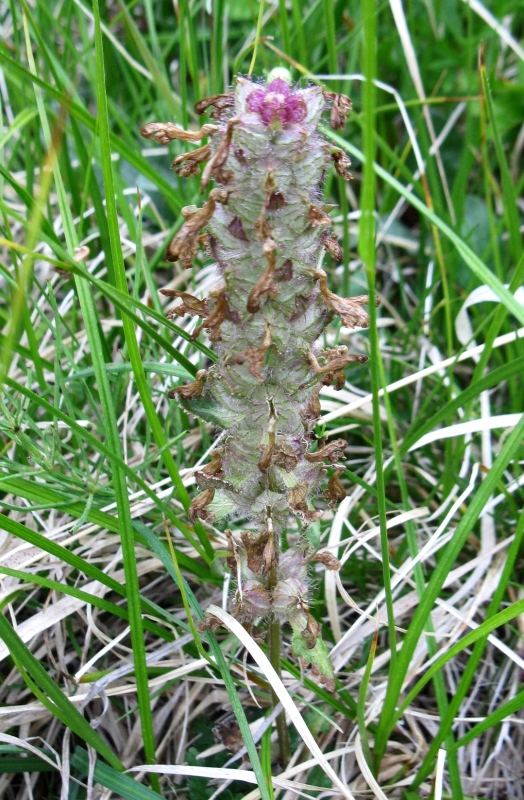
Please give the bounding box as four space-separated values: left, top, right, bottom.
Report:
308 204 332 228
331 148 353 181
316 269 376 329
313 551 342 571
166 188 228 266
201 119 238 191
140 121 218 144
323 91 352 130
195 92 235 119
323 468 347 506
246 239 278 313
305 439 347 463
322 232 343 261
197 614 223 632
234 324 272 380
188 488 215 523
168 369 207 399
160 289 209 319
193 291 235 342
197 451 224 479
171 144 211 177
308 348 367 376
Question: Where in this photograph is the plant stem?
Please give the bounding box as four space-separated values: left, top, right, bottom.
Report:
268 618 291 767
266 504 290 767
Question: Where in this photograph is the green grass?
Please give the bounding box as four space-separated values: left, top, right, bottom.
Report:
0 0 523 798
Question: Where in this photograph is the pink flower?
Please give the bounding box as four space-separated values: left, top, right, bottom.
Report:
247 79 306 126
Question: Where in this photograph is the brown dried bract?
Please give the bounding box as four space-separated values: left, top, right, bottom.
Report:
323 92 352 130
189 488 215 523
272 446 299 472
195 92 235 119
240 530 270 575
166 188 228 267
140 122 218 145
331 148 353 181
305 439 346 463
288 484 323 524
160 289 209 319
313 551 342 571
201 118 239 191
247 239 279 313
168 369 207 400
290 294 311 322
323 468 347 507
289 483 307 511
259 443 298 473
323 233 343 261
315 269 373 328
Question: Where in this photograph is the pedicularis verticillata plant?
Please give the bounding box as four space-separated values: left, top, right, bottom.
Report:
142 70 372 691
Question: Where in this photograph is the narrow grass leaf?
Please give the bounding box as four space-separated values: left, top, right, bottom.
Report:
0 614 124 771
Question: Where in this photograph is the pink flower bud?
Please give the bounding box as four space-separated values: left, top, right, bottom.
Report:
247 79 307 127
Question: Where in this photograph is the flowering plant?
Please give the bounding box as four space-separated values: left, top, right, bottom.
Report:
142 71 372 690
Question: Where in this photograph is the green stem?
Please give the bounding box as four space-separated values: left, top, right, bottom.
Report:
248 0 265 76
268 619 291 767
266 503 290 767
